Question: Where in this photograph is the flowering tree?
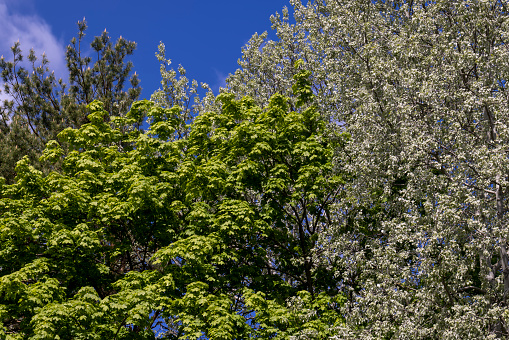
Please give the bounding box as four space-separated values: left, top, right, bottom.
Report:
3 0 509 337
227 0 509 338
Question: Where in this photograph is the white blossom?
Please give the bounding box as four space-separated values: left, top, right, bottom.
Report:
227 0 509 338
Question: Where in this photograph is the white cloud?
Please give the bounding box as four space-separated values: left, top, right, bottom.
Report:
0 1 66 81
213 68 228 94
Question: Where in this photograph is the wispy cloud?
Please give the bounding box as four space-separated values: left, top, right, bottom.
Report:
0 1 66 80
212 68 228 94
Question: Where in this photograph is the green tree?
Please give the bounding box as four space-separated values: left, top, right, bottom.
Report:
0 69 344 339
0 19 141 184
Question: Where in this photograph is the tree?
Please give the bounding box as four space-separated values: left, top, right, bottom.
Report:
149 42 212 141
224 0 509 338
237 0 509 338
0 19 141 184
0 69 345 339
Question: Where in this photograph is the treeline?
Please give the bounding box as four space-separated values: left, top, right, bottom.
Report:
2 1 509 339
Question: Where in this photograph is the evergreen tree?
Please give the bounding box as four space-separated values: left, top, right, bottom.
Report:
0 19 141 184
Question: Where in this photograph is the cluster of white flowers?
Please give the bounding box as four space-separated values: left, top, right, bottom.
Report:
226 0 509 338
151 42 217 140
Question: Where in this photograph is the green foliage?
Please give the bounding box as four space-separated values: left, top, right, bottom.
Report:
0 69 345 338
244 288 345 339
3 0 509 337
171 282 249 340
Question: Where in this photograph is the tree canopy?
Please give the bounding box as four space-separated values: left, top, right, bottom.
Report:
0 67 344 339
227 0 509 338
3 0 509 338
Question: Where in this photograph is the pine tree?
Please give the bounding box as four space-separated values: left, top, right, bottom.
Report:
0 19 141 184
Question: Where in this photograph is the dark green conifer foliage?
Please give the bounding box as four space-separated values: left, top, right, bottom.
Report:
0 19 141 184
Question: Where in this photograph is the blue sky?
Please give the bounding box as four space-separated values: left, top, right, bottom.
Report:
0 0 292 100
